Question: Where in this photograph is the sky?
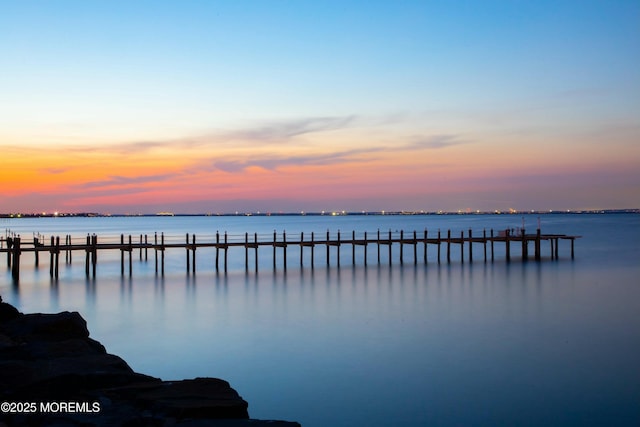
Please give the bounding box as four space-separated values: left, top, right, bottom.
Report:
1 0 639 214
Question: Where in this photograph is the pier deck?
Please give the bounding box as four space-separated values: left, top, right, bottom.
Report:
1 228 580 281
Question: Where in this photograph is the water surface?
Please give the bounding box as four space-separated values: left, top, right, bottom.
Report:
2 214 639 426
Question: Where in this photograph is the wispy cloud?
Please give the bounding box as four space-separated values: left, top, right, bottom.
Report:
66 140 174 155
77 173 177 189
9 115 470 184
40 167 70 174
209 134 467 173
27 114 463 160
229 115 358 142
407 134 466 149
38 115 359 157
212 146 379 172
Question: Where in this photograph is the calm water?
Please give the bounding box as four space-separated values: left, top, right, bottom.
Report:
1 214 639 426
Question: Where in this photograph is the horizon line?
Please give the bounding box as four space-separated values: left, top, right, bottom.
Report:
2 208 639 219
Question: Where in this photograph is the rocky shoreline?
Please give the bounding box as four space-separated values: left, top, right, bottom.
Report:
0 296 300 426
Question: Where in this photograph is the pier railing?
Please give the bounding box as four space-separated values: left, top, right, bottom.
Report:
1 228 580 281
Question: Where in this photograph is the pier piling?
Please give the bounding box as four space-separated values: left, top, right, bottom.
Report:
34 236 40 267
11 237 20 282
388 230 392 266
92 234 97 277
483 229 487 262
85 235 91 277
423 229 428 264
54 236 60 279
490 229 495 261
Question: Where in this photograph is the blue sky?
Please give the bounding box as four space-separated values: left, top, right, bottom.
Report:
1 1 638 213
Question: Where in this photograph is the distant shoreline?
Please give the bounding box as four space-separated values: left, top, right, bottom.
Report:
1 209 638 219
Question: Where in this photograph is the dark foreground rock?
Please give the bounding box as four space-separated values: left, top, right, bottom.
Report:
0 297 300 427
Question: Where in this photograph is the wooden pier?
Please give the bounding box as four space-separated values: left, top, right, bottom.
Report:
1 228 580 282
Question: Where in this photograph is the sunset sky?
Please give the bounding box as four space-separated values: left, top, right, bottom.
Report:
1 1 638 214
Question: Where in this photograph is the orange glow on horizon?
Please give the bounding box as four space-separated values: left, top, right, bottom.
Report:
3 126 639 213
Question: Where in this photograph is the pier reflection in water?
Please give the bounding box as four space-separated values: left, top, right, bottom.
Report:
4 258 639 427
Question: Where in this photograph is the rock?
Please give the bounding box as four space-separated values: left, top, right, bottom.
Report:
3 311 90 341
0 302 301 427
0 300 20 322
0 311 155 400
106 378 250 419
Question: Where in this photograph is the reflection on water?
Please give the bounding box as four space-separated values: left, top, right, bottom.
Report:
3 261 639 426
2 214 640 427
